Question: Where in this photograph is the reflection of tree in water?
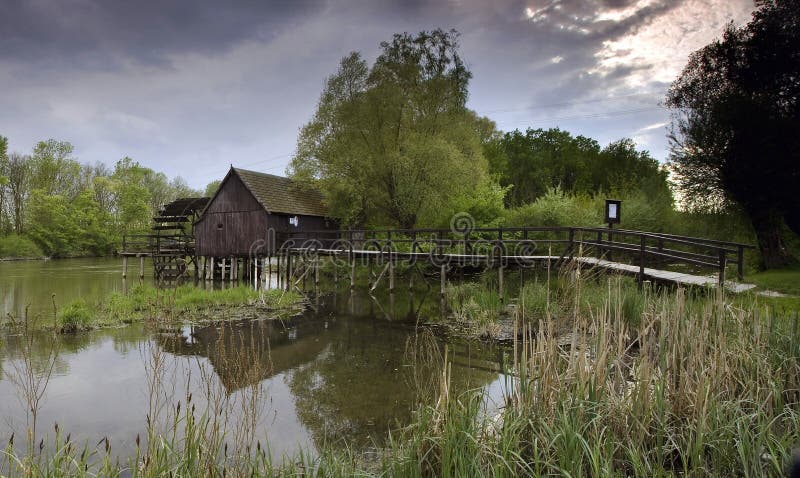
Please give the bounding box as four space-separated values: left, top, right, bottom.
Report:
287 316 500 451
1 325 151 379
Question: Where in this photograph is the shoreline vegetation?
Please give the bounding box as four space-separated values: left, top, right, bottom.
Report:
0 284 305 333
2 269 799 476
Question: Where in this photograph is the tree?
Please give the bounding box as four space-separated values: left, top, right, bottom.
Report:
7 153 29 233
290 29 493 228
487 129 669 208
0 135 8 232
666 0 800 268
204 180 221 197
28 140 81 198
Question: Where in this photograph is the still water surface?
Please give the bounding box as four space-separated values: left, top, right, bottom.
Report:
0 258 508 460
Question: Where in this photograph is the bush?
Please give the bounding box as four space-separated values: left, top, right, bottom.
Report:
0 234 44 258
503 188 602 228
58 299 93 332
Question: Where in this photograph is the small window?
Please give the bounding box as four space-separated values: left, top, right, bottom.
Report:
289 216 299 227
216 223 223 230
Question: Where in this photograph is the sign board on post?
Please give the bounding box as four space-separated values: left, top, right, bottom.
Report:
605 199 621 225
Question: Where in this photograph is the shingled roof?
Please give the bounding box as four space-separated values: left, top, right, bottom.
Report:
232 167 328 217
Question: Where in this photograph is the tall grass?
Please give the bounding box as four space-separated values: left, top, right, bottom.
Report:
389 276 800 476
3 272 799 476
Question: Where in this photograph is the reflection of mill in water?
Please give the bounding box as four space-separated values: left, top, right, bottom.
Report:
157 316 332 392
155 290 505 450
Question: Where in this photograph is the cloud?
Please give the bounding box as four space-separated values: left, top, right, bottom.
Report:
0 0 755 188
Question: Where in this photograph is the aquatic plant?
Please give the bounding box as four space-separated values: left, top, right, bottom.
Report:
57 299 93 333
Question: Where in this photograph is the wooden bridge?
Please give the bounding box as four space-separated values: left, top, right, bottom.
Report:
273 226 755 295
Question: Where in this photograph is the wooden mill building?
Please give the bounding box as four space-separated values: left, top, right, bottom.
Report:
195 167 335 278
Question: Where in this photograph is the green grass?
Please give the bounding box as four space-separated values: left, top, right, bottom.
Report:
57 299 93 332
3 284 305 332
746 265 800 295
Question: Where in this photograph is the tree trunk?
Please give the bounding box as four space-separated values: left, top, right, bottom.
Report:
750 209 796 269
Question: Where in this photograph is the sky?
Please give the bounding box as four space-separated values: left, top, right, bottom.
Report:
0 0 756 190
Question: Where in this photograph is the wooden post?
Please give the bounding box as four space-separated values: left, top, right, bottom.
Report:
389 258 395 293
315 256 320 288
333 256 338 286
210 257 215 280
498 265 504 303
568 228 575 259
737 245 744 281
266 255 272 290
638 235 646 287
350 255 356 290
122 256 128 278
608 224 614 262
718 249 727 287
139 255 145 280
277 254 282 289
286 254 292 291
440 264 446 298
597 231 603 257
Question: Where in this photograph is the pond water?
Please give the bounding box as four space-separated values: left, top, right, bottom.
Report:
0 258 509 462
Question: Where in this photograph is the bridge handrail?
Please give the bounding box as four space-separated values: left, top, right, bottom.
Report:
280 225 756 284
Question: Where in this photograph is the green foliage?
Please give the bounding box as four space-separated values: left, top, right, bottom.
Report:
503 187 602 228
0 138 201 258
57 299 93 332
291 30 494 228
446 282 504 325
488 128 671 208
0 233 43 258
203 179 221 197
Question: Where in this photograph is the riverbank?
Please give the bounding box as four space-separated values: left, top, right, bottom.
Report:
1 284 305 332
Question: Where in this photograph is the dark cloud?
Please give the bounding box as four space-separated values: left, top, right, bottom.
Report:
0 0 318 67
0 0 755 187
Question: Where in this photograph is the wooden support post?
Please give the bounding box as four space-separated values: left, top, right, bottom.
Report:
597 231 603 257
210 257 215 280
277 254 281 289
267 255 272 289
568 228 575 259
638 235 646 287
139 255 145 280
718 249 727 287
286 254 292 291
440 264 446 298
333 256 338 286
388 259 395 293
261 258 266 290
498 265 504 303
122 256 128 278
350 256 356 290
608 225 614 262
737 245 744 281
315 256 320 288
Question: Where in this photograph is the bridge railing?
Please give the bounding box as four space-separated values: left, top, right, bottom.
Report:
281 226 755 286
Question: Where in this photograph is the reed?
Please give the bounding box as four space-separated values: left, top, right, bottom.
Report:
3 271 799 476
